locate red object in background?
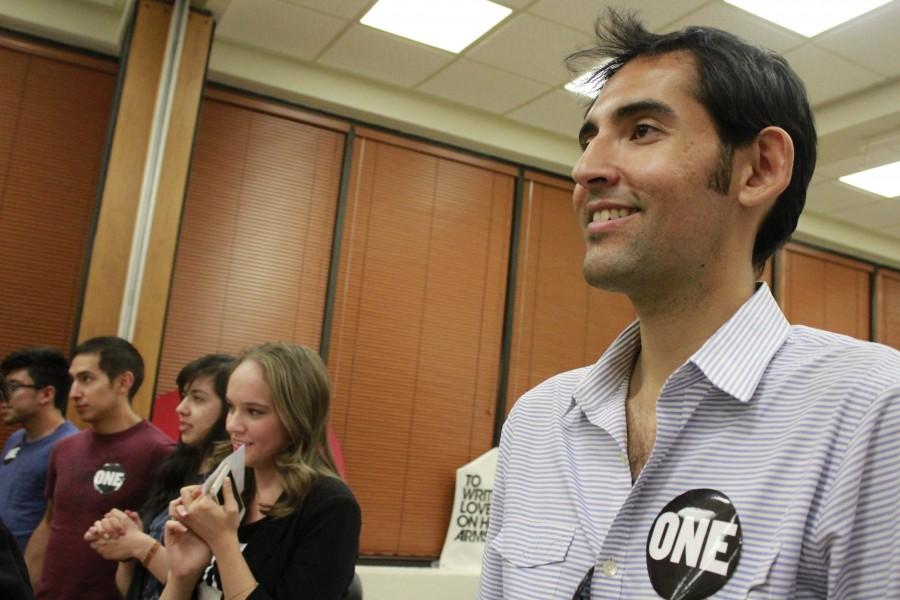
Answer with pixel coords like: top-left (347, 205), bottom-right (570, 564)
top-left (151, 389), bottom-right (181, 442)
top-left (150, 389), bottom-right (347, 477)
top-left (327, 427), bottom-right (346, 478)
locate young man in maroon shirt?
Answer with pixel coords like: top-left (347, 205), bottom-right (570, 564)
top-left (25, 336), bottom-right (173, 600)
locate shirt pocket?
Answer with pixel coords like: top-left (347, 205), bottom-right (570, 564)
top-left (493, 520), bottom-right (575, 596)
top-left (745, 543), bottom-right (782, 599)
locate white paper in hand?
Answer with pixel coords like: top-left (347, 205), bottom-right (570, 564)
top-left (201, 444), bottom-right (246, 518)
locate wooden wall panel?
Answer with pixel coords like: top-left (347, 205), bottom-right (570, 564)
top-left (876, 268), bottom-right (900, 349)
top-left (0, 47), bottom-right (27, 186)
top-left (506, 174), bottom-right (634, 413)
top-left (77, 0), bottom-right (170, 344)
top-left (131, 9), bottom-right (214, 417)
top-left (0, 40), bottom-right (116, 443)
top-left (780, 244), bottom-right (872, 340)
top-left (328, 134), bottom-right (513, 557)
top-left (156, 97), bottom-right (344, 395)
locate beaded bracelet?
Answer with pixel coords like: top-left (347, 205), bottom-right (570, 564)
top-left (141, 540), bottom-right (161, 568)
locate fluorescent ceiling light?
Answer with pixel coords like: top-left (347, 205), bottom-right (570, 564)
top-left (565, 62), bottom-right (611, 98)
top-left (839, 161), bottom-right (900, 198)
top-left (724, 0), bottom-right (892, 37)
top-left (565, 71), bottom-right (597, 98)
top-left (360, 0), bottom-right (512, 54)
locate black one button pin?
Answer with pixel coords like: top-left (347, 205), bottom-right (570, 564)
top-left (645, 489), bottom-right (742, 600)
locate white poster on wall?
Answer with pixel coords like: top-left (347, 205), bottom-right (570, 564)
top-left (439, 447), bottom-right (498, 571)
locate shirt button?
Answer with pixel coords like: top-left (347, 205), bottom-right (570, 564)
top-left (619, 452), bottom-right (629, 466)
top-left (601, 559), bottom-right (619, 577)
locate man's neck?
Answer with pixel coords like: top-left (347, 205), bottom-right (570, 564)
top-left (630, 272), bottom-right (757, 401)
top-left (92, 402), bottom-right (142, 435)
top-left (23, 410), bottom-right (66, 442)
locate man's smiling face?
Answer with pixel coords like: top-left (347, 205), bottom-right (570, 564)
top-left (572, 52), bottom-right (740, 298)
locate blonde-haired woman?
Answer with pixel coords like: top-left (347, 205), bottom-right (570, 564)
top-left (160, 343), bottom-right (360, 600)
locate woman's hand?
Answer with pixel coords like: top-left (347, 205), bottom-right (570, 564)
top-left (85, 510), bottom-right (123, 543)
top-left (162, 518), bottom-right (211, 579)
top-left (171, 480), bottom-right (241, 554)
top-left (85, 509), bottom-right (149, 561)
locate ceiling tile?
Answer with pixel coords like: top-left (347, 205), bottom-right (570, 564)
top-left (417, 59), bottom-right (549, 113)
top-left (318, 24), bottom-right (454, 87)
top-left (529, 0), bottom-right (708, 35)
top-left (494, 0), bottom-right (533, 9)
top-left (217, 0), bottom-right (346, 61)
top-left (465, 13), bottom-right (593, 85)
top-left (875, 222), bottom-right (900, 239)
top-left (805, 181), bottom-right (884, 215)
top-left (80, 0), bottom-right (122, 8)
top-left (784, 44), bottom-right (884, 107)
top-left (279, 0), bottom-right (372, 20)
top-left (827, 196), bottom-right (900, 229)
top-left (815, 1), bottom-right (900, 77)
top-left (665, 2), bottom-right (805, 52)
top-left (505, 88), bottom-right (587, 138)
top-left (813, 146), bottom-right (900, 181)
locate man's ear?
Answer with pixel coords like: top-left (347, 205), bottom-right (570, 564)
top-left (737, 126), bottom-right (794, 210)
top-left (38, 385), bottom-right (56, 408)
top-left (114, 371), bottom-right (135, 398)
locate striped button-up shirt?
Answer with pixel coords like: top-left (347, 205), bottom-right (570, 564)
top-left (478, 284), bottom-right (900, 599)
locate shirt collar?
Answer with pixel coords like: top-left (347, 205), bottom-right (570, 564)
top-left (689, 282), bottom-right (791, 402)
top-left (568, 319), bottom-right (642, 420)
top-left (569, 283), bottom-right (790, 416)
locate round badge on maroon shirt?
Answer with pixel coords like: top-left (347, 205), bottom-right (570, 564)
top-left (93, 462), bottom-right (126, 494)
top-left (646, 489), bottom-right (742, 600)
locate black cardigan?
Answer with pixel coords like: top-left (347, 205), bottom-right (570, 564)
top-left (200, 476), bottom-right (361, 600)
top-left (0, 519), bottom-right (32, 600)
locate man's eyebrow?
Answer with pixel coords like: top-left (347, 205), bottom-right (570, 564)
top-left (578, 121), bottom-right (597, 146)
top-left (612, 99), bottom-right (676, 122)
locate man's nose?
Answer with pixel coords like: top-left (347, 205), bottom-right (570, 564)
top-left (572, 137), bottom-right (620, 191)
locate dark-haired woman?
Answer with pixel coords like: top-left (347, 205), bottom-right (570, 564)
top-left (160, 342), bottom-right (360, 600)
top-left (85, 354), bottom-right (234, 600)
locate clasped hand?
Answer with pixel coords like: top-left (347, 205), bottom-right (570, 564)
top-left (84, 508), bottom-right (143, 561)
top-left (164, 477), bottom-right (241, 578)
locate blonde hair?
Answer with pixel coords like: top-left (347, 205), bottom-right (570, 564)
top-left (213, 342), bottom-right (339, 518)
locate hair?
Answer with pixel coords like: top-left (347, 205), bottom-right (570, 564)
top-left (139, 354), bottom-right (235, 526)
top-left (175, 353), bottom-right (234, 405)
top-left (211, 342), bottom-right (338, 519)
top-left (1, 347), bottom-right (71, 412)
top-left (566, 8), bottom-right (817, 274)
top-left (0, 378), bottom-right (7, 404)
top-left (73, 336), bottom-right (144, 400)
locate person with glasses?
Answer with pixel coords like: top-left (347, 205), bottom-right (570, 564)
top-left (0, 347), bottom-right (78, 553)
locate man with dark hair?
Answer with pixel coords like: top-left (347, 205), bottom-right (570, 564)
top-left (26, 336), bottom-right (173, 600)
top-left (0, 347), bottom-right (78, 552)
top-left (478, 10), bottom-right (899, 600)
